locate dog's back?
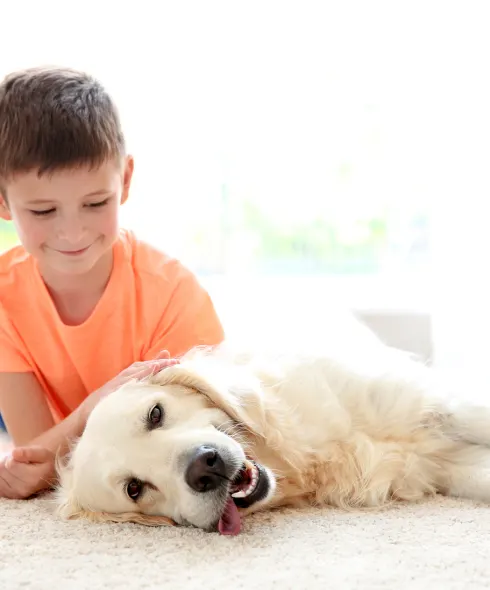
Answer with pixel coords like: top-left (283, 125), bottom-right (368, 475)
top-left (186, 339), bottom-right (490, 510)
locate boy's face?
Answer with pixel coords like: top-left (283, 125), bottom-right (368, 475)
top-left (0, 157), bottom-right (133, 277)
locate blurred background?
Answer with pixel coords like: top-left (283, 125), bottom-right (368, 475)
top-left (1, 0), bottom-right (489, 399)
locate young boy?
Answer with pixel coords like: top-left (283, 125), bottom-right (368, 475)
top-left (0, 66), bottom-right (225, 499)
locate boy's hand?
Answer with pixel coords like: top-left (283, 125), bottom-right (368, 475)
top-left (0, 446), bottom-right (55, 499)
top-left (80, 350), bottom-right (180, 420)
top-left (0, 351), bottom-right (181, 499)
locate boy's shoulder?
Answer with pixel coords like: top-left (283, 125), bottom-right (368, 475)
top-left (0, 245), bottom-right (33, 319)
top-left (0, 243), bottom-right (32, 285)
top-left (118, 229), bottom-right (196, 287)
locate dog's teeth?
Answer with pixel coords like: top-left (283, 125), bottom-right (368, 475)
top-left (231, 490), bottom-right (246, 498)
top-left (231, 462), bottom-right (260, 499)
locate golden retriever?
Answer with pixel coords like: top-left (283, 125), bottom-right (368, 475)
top-left (55, 336), bottom-right (490, 535)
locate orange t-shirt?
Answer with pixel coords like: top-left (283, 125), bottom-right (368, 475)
top-left (0, 229), bottom-right (224, 421)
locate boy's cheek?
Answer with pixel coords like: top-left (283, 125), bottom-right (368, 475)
top-left (8, 211), bottom-right (43, 243)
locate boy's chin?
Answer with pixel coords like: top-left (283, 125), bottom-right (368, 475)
top-left (40, 242), bottom-right (113, 277)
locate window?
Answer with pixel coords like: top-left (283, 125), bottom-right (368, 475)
top-left (1, 2), bottom-right (488, 368)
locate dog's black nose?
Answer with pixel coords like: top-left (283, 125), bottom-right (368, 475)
top-left (185, 446), bottom-right (227, 493)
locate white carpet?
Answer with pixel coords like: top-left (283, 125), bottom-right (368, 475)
top-left (0, 495), bottom-right (489, 590)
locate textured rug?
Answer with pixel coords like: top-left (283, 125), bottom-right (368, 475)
top-left (0, 493), bottom-right (489, 590)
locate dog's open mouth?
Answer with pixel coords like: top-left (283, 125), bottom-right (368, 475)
top-left (230, 460), bottom-right (259, 503)
top-left (217, 459), bottom-right (269, 536)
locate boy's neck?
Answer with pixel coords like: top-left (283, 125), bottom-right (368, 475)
top-left (39, 248), bottom-right (114, 295)
top-left (37, 249), bottom-right (114, 325)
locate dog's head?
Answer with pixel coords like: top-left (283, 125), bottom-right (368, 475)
top-left (55, 357), bottom-right (276, 535)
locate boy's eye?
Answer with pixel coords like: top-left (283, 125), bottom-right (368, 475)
top-left (87, 198), bottom-right (110, 208)
top-left (29, 199), bottom-right (109, 217)
top-left (30, 208), bottom-right (55, 217)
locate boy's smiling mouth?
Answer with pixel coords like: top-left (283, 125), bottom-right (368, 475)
top-left (56, 246), bottom-right (92, 256)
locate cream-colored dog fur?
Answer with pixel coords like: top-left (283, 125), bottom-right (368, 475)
top-left (55, 327), bottom-right (490, 533)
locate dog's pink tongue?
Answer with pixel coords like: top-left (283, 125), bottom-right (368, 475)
top-left (218, 497), bottom-right (241, 536)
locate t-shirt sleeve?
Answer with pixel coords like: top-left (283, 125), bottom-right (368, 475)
top-left (143, 269), bottom-right (225, 361)
top-left (0, 305), bottom-right (32, 372)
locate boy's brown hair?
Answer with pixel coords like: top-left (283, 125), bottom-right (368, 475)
top-left (0, 66), bottom-right (125, 193)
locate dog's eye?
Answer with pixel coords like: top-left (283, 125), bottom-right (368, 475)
top-left (126, 478), bottom-right (144, 501)
top-left (148, 403), bottom-right (164, 428)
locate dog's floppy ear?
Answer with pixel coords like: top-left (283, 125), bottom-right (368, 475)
top-left (88, 511), bottom-right (175, 527)
top-left (151, 357), bottom-right (310, 470)
top-left (56, 489), bottom-right (175, 527)
top-left (63, 505), bottom-right (175, 527)
top-left (150, 360), bottom-right (270, 438)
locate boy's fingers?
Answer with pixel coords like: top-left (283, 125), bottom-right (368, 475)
top-left (155, 358), bottom-right (179, 368)
top-left (0, 471), bottom-right (18, 499)
top-left (0, 458), bottom-right (29, 498)
top-left (1, 461), bottom-right (47, 498)
top-left (149, 359), bottom-right (180, 375)
top-left (130, 365), bottom-right (156, 380)
top-left (11, 446), bottom-right (53, 464)
top-left (155, 350), bottom-right (170, 360)
top-left (10, 448), bottom-right (30, 463)
top-left (132, 358), bottom-right (180, 379)
top-left (1, 459), bottom-right (34, 494)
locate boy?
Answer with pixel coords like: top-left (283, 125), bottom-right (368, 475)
top-left (0, 66), bottom-right (225, 499)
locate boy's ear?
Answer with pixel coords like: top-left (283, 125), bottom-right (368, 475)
top-left (0, 194), bottom-right (11, 221)
top-left (120, 155), bottom-right (134, 205)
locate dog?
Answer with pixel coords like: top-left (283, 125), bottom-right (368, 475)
top-left (55, 329), bottom-right (490, 535)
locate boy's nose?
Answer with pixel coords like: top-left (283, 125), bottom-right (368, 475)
top-left (57, 216), bottom-right (87, 244)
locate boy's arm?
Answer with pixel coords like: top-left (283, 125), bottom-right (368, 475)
top-left (0, 372), bottom-right (78, 499)
top-left (0, 372), bottom-right (57, 446)
top-left (143, 272), bottom-right (225, 361)
top-left (26, 403), bottom-right (85, 456)
top-left (0, 355), bottom-right (179, 499)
